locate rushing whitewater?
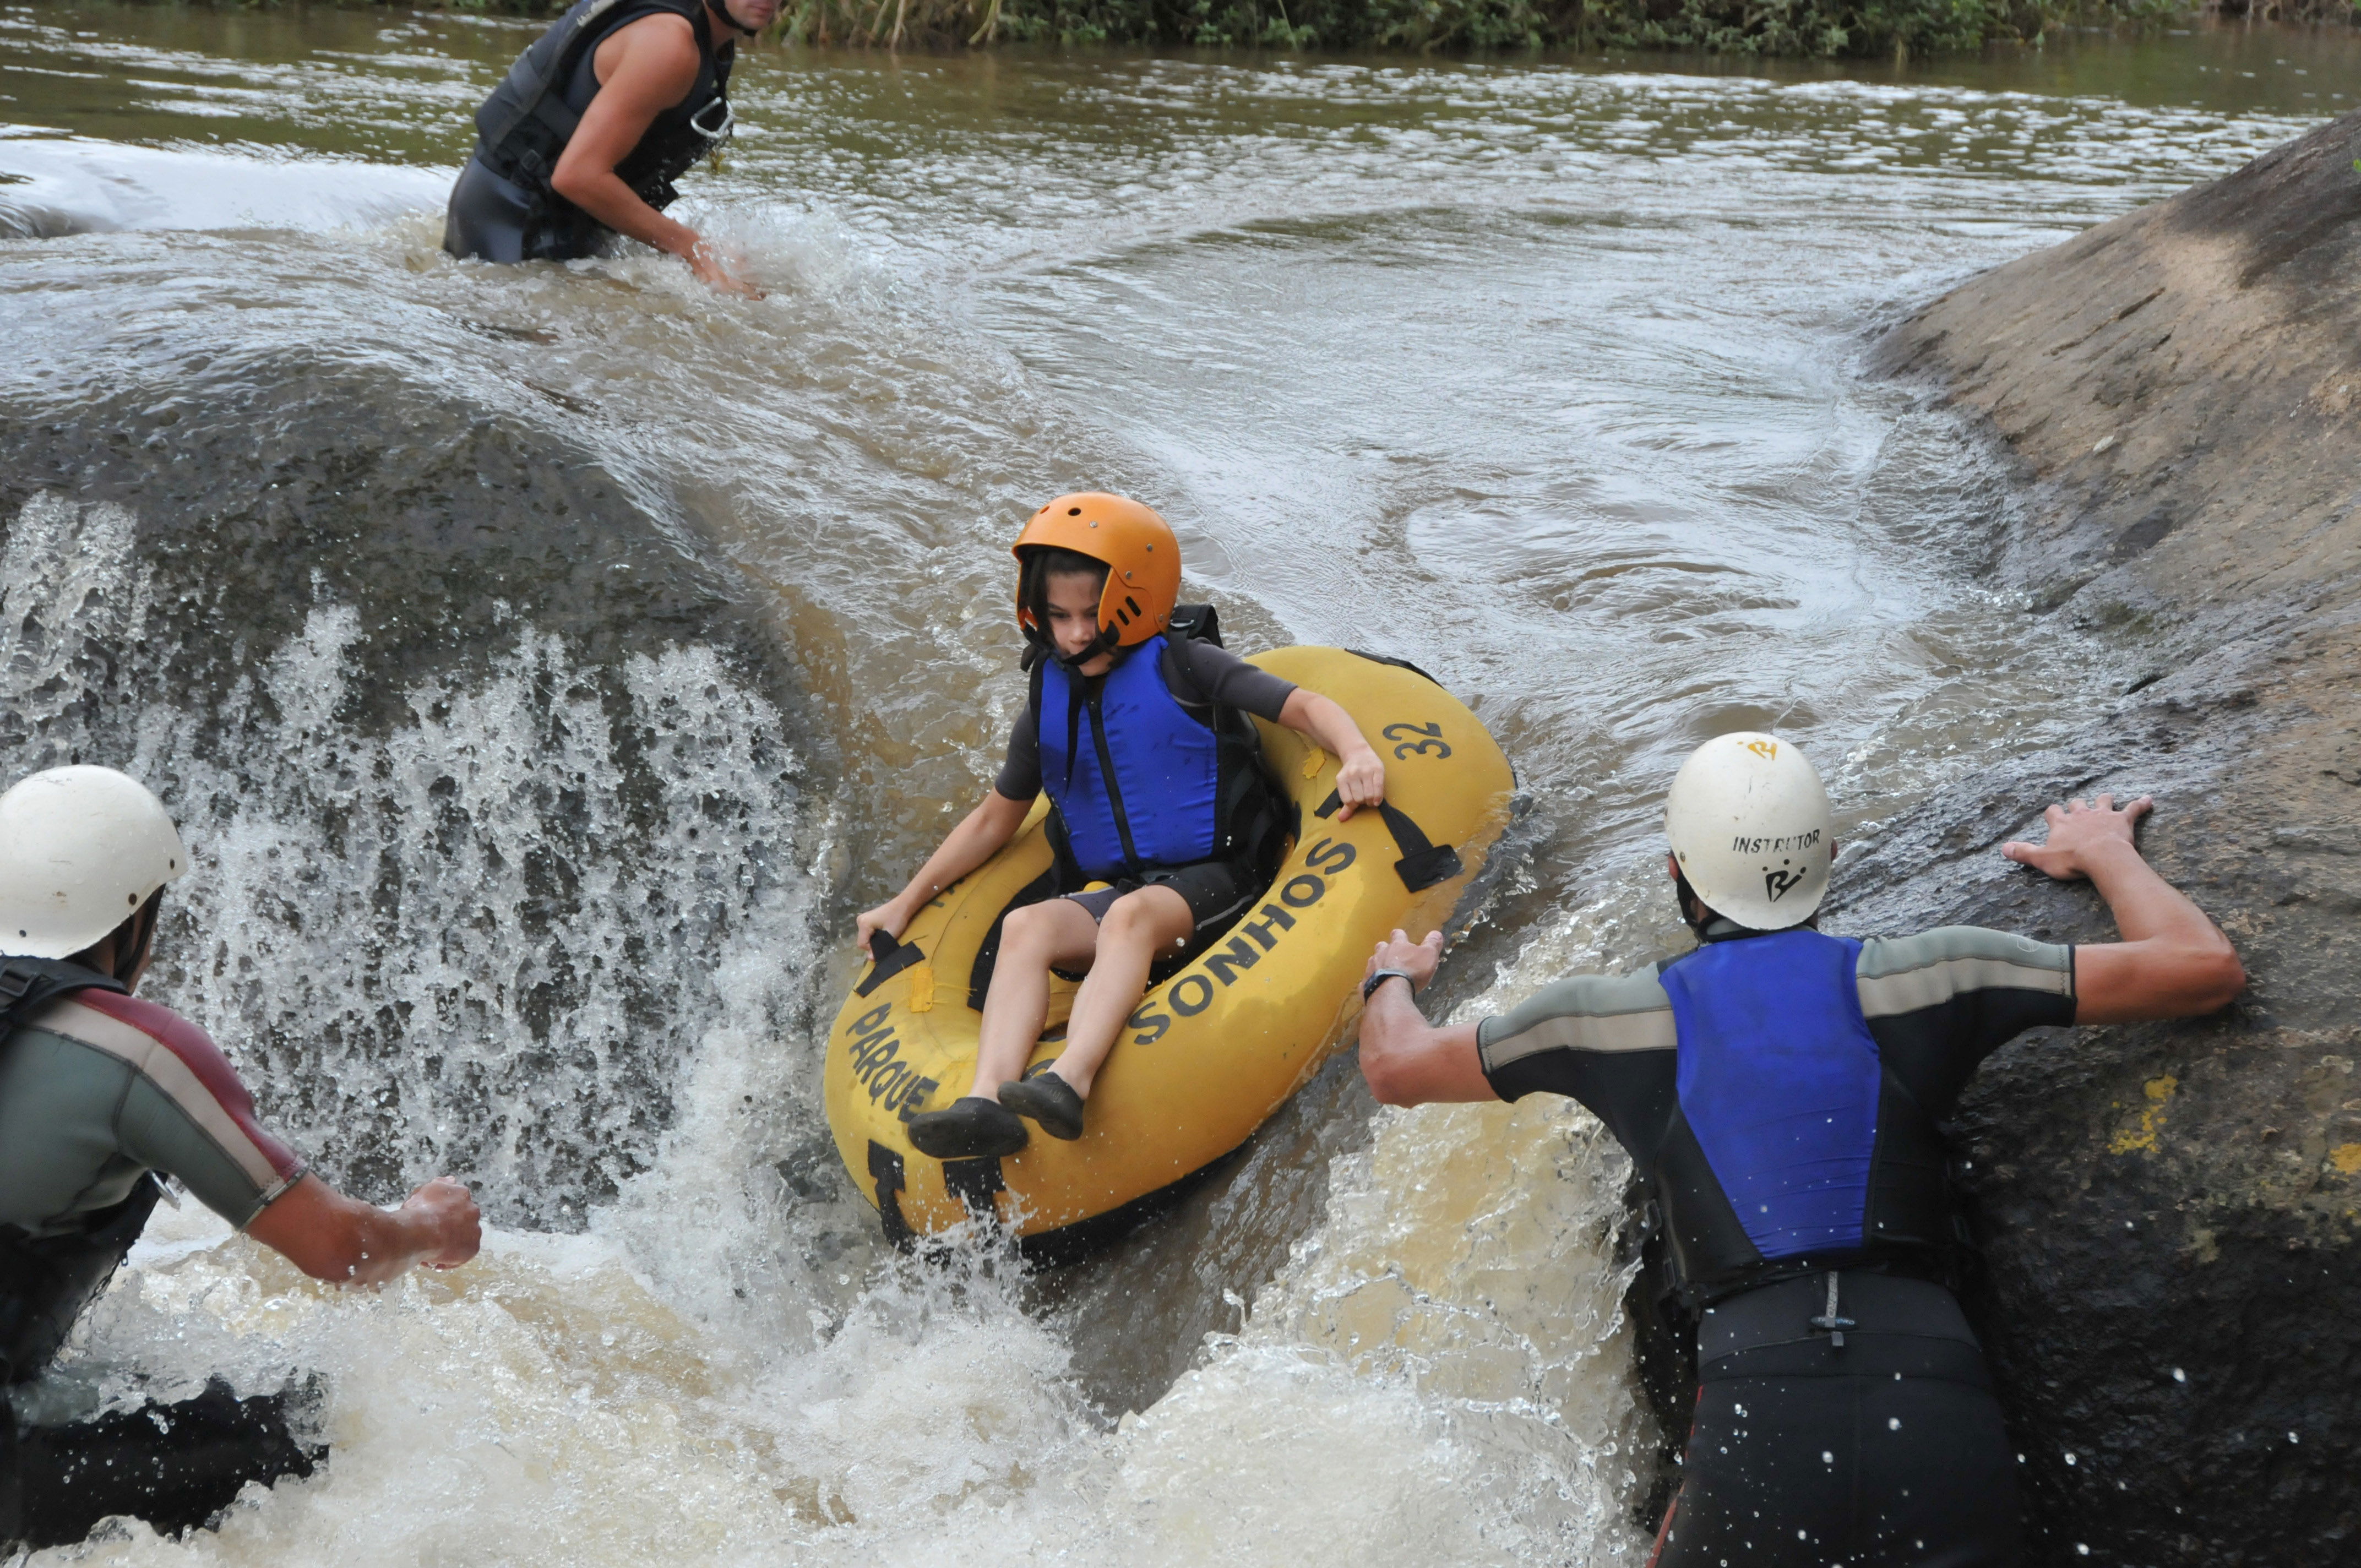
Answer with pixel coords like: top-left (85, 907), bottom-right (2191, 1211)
top-left (0, 7), bottom-right (2335, 1562)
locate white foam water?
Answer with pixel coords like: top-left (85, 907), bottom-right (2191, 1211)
top-left (0, 131), bottom-right (450, 239)
top-left (47, 985), bottom-right (1661, 1568)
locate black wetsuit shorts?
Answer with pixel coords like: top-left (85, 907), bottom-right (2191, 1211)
top-left (3, 1380), bottom-right (321, 1550)
top-left (1060, 857), bottom-right (1260, 977)
top-left (443, 155), bottom-right (605, 264)
top-left (1651, 1271), bottom-right (2021, 1568)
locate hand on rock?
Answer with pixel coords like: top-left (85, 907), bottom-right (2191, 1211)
top-left (2003, 793), bottom-right (2152, 881)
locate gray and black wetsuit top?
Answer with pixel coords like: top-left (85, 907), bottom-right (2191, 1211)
top-left (1479, 923), bottom-right (2076, 1305)
top-left (445, 0), bottom-right (735, 263)
top-left (0, 989), bottom-right (306, 1382)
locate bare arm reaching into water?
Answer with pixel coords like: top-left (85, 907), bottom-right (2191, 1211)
top-left (246, 1174), bottom-right (482, 1287)
top-left (548, 10), bottom-right (761, 296)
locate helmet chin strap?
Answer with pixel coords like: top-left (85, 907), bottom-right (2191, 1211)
top-left (1672, 868), bottom-right (1814, 942)
top-left (1019, 607), bottom-right (1120, 673)
top-left (118, 897), bottom-right (160, 986)
top-left (1672, 866), bottom-right (1716, 941)
top-left (1054, 626), bottom-right (1119, 671)
top-left (704, 0), bottom-right (759, 36)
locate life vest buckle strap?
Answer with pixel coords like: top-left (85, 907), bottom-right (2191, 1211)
top-left (688, 97), bottom-right (733, 143)
top-left (1807, 1270), bottom-right (1858, 1348)
top-left (0, 956), bottom-right (123, 1021)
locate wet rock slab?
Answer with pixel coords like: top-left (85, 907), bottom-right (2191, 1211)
top-left (0, 362), bottom-right (822, 1230)
top-left (1842, 109), bottom-right (2361, 1566)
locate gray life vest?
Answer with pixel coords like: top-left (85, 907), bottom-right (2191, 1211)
top-left (0, 959), bottom-right (147, 1387)
top-left (470, 0), bottom-right (735, 221)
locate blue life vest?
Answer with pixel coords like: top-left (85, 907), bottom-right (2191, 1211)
top-left (1036, 636), bottom-right (1227, 881)
top-left (1659, 928), bottom-right (1883, 1264)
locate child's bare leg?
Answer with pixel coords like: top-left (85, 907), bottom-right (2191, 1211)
top-left (967, 897), bottom-right (1100, 1097)
top-left (1046, 885), bottom-right (1193, 1099)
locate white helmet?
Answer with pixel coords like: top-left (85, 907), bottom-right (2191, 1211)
top-left (1664, 732), bottom-right (1834, 931)
top-left (0, 766), bottom-right (189, 959)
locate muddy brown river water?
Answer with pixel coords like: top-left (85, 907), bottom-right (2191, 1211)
top-left (0, 6), bottom-right (2346, 1562)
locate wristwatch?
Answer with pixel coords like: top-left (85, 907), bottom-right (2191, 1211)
top-left (1362, 968), bottom-right (1418, 1003)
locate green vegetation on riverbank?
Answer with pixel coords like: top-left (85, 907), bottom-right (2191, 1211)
top-left (784, 0), bottom-right (2352, 57)
top-left (237, 0), bottom-right (2361, 57)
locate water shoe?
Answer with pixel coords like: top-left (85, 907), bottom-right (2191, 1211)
top-left (907, 1096), bottom-right (1028, 1159)
top-left (997, 1070), bottom-right (1085, 1141)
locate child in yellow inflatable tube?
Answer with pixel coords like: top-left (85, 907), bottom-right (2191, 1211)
top-left (854, 494), bottom-right (1389, 1159)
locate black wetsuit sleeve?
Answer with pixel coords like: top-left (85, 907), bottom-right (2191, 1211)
top-left (1164, 639), bottom-right (1297, 721)
top-left (1475, 970), bottom-right (1682, 1163)
top-left (1856, 927), bottom-right (2078, 1117)
top-left (993, 705), bottom-right (1041, 801)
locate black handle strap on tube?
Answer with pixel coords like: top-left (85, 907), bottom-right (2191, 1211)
top-left (855, 929), bottom-right (926, 998)
top-left (866, 1141), bottom-right (914, 1248)
top-left (940, 1155), bottom-right (1008, 1219)
top-left (1314, 791), bottom-right (1465, 894)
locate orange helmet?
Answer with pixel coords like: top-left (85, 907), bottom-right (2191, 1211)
top-left (1011, 492), bottom-right (1180, 656)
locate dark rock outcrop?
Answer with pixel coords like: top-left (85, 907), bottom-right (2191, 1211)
top-left (0, 357), bottom-right (824, 1231)
top-left (1841, 110), bottom-right (2361, 1565)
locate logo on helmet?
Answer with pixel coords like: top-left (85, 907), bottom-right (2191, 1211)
top-left (1764, 862), bottom-right (1811, 902)
top-left (1744, 739), bottom-right (1778, 760)
top-left (1731, 828), bottom-right (1821, 855)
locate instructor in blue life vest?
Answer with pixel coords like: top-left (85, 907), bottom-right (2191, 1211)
top-left (444, 0), bottom-right (779, 293)
top-left (1354, 733), bottom-right (2244, 1568)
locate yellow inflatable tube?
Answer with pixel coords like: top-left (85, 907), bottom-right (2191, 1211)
top-left (823, 646), bottom-right (1514, 1254)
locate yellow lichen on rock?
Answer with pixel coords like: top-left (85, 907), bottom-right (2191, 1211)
top-left (2109, 1074), bottom-right (2179, 1156)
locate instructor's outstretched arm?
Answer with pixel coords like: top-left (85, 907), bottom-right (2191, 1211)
top-left (2002, 793), bottom-right (2245, 1023)
top-left (246, 1174), bottom-right (481, 1287)
top-left (1356, 929), bottom-right (1498, 1107)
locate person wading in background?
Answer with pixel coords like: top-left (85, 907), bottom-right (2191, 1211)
top-left (444, 0), bottom-right (779, 292)
top-left (0, 767), bottom-right (481, 1552)
top-left (1353, 733), bottom-right (2244, 1568)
